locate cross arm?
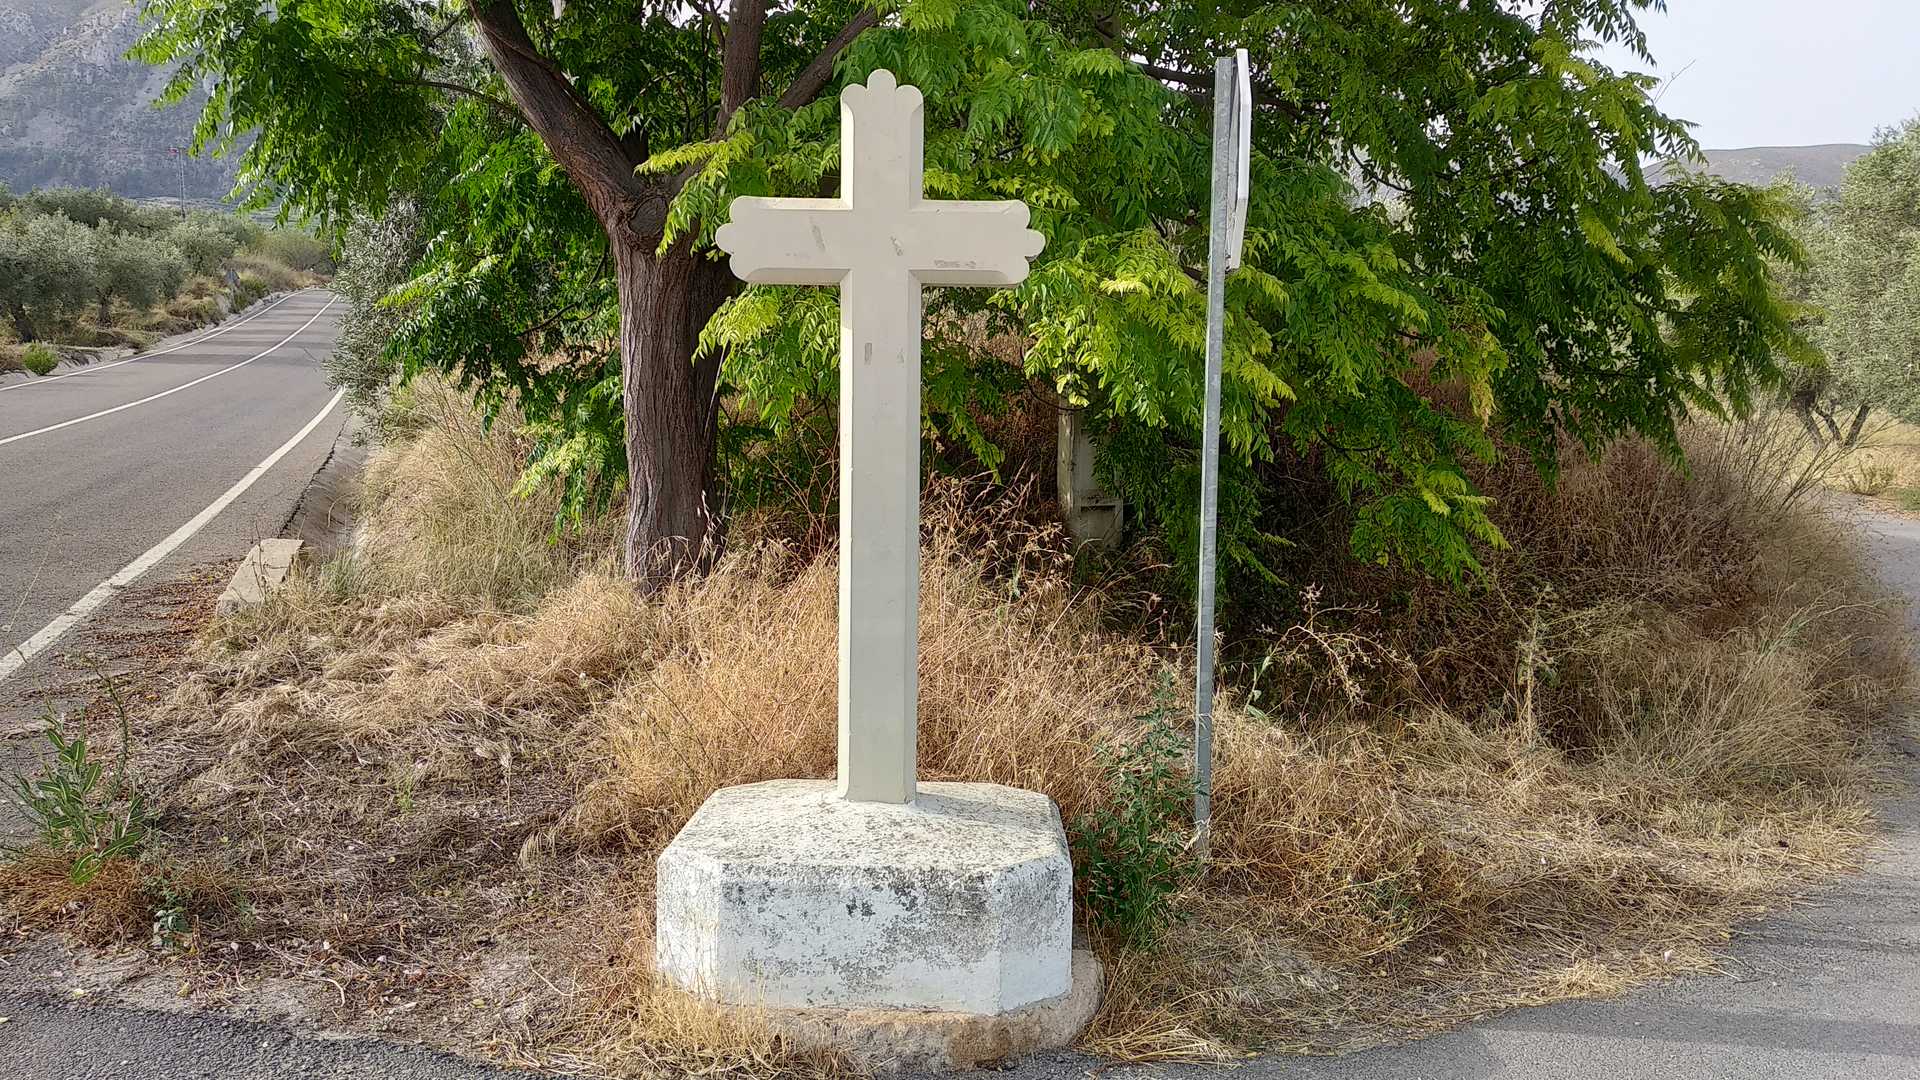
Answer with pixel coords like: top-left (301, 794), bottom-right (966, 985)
top-left (904, 200), bottom-right (1046, 287)
top-left (714, 197), bottom-right (856, 285)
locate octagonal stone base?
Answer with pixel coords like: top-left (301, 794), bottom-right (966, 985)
top-left (656, 779), bottom-right (1077, 1019)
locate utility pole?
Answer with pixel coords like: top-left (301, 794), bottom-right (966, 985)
top-left (168, 146), bottom-right (187, 216)
top-left (1194, 48), bottom-right (1251, 859)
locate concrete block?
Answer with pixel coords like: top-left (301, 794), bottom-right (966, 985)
top-left (215, 538), bottom-right (304, 617)
top-left (656, 779), bottom-right (1075, 1016)
top-left (1057, 409), bottom-right (1123, 550)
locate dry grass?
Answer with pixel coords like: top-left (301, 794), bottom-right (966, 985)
top-left (4, 390), bottom-right (1908, 1075)
top-left (1822, 415), bottom-right (1920, 506)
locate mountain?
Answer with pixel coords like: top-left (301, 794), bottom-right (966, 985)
top-left (0, 0), bottom-right (237, 201)
top-left (1687, 144), bottom-right (1870, 190)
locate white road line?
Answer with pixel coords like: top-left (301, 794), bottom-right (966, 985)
top-left (0, 389), bottom-right (346, 684)
top-left (0, 289), bottom-right (309, 394)
top-left (0, 297), bottom-right (336, 448)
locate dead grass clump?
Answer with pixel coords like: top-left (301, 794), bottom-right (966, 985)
top-left (350, 379), bottom-right (615, 606)
top-left (0, 854), bottom-right (151, 943)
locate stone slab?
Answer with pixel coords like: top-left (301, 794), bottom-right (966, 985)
top-left (656, 779), bottom-right (1074, 1016)
top-left (214, 538), bottom-right (304, 617)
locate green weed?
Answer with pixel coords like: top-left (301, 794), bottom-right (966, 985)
top-left (20, 342), bottom-right (58, 376)
top-left (8, 712), bottom-right (149, 885)
top-left (1071, 678), bottom-right (1197, 948)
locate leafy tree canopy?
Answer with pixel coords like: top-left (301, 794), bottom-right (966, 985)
top-left (1789, 117), bottom-right (1920, 440)
top-left (134, 0), bottom-right (1808, 586)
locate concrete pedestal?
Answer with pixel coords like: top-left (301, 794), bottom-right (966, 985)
top-left (656, 780), bottom-right (1097, 1068)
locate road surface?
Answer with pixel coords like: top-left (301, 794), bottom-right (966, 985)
top-left (0, 290), bottom-right (346, 689)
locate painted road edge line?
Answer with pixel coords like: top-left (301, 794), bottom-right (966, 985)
top-left (0, 289), bottom-right (307, 394)
top-left (0, 389), bottom-right (347, 685)
top-left (0, 297), bottom-right (336, 447)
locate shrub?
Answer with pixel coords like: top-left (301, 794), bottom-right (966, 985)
top-left (89, 227), bottom-right (188, 323)
top-left (0, 210), bottom-right (96, 339)
top-left (1845, 460), bottom-right (1899, 496)
top-left (231, 271), bottom-right (269, 310)
top-left (228, 253), bottom-right (303, 294)
top-left (20, 341), bottom-right (58, 376)
top-left (1071, 682), bottom-right (1198, 947)
top-left (167, 214), bottom-right (240, 276)
top-left (246, 227), bottom-right (331, 272)
top-left (326, 201), bottom-right (423, 427)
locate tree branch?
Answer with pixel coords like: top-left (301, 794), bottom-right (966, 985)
top-left (420, 11), bottom-right (471, 53)
top-left (1134, 58), bottom-right (1319, 124)
top-left (777, 8), bottom-right (881, 110)
top-left (1138, 61), bottom-right (1209, 89)
top-left (714, 0), bottom-right (768, 136)
top-left (466, 0), bottom-right (653, 232)
top-left (392, 77), bottom-right (523, 124)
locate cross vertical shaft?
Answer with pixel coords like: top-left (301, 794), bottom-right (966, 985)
top-left (837, 266), bottom-right (921, 802)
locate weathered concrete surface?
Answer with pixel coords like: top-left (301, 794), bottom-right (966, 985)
top-left (698, 948), bottom-right (1102, 1073)
top-left (656, 779), bottom-right (1074, 1015)
top-left (213, 538), bottom-right (304, 617)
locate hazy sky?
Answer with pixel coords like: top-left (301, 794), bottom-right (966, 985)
top-left (1589, 0), bottom-right (1920, 149)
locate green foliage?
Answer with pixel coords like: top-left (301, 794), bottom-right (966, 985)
top-left (246, 227), bottom-right (332, 272)
top-left (233, 271), bottom-right (269, 309)
top-left (0, 209), bottom-right (95, 341)
top-left (0, 185), bottom-right (287, 343)
top-left (90, 226), bottom-right (190, 319)
top-left (20, 342), bottom-right (59, 376)
top-left (1797, 118), bottom-right (1920, 425)
top-left (22, 184), bottom-right (173, 231)
top-left (166, 213), bottom-right (241, 276)
top-left (326, 201), bottom-right (424, 429)
top-left (676, 1), bottom-right (1807, 583)
top-left (1070, 679), bottom-right (1197, 947)
top-left (7, 713), bottom-right (149, 886)
top-left (132, 0), bottom-right (1808, 588)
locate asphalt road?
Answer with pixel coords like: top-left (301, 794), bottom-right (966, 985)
top-left (0, 290), bottom-right (347, 690)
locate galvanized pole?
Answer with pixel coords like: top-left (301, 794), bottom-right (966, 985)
top-left (1193, 54), bottom-right (1236, 857)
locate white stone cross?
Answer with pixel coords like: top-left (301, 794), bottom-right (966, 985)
top-left (715, 69), bottom-right (1045, 805)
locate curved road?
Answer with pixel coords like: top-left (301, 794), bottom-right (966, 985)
top-left (0, 290), bottom-right (346, 687)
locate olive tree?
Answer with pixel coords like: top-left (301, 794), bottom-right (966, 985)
top-left (1793, 118), bottom-right (1920, 444)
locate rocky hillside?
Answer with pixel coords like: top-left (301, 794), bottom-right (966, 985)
top-left (1697, 144), bottom-right (1870, 189)
top-left (0, 0), bottom-right (236, 201)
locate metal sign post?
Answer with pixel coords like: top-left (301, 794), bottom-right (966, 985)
top-left (1194, 48), bottom-right (1251, 858)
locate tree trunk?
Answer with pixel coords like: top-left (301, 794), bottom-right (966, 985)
top-left (613, 234), bottom-right (733, 588)
top-left (98, 295), bottom-right (112, 326)
top-left (468, 0), bottom-right (868, 588)
top-left (1843, 402), bottom-right (1872, 449)
top-left (8, 301), bottom-right (36, 343)
top-left (1788, 387), bottom-right (1826, 447)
